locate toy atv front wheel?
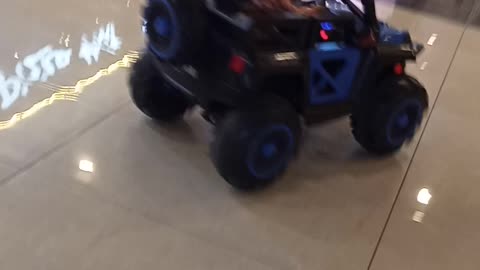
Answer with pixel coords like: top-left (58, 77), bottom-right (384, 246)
top-left (129, 53), bottom-right (193, 122)
top-left (351, 75), bottom-right (428, 155)
top-left (211, 97), bottom-right (301, 190)
top-left (144, 0), bottom-right (206, 64)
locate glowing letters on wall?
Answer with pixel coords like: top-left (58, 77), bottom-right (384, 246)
top-left (0, 23), bottom-right (121, 110)
top-left (0, 46), bottom-right (72, 110)
top-left (79, 23), bottom-right (122, 65)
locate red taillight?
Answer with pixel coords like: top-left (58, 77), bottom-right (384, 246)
top-left (320, 30), bottom-right (329, 41)
top-left (394, 63), bottom-right (404, 75)
top-left (229, 55), bottom-right (246, 74)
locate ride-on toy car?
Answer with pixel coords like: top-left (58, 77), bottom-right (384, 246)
top-left (129, 0), bottom-right (428, 189)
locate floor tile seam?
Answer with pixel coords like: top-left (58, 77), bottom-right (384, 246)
top-left (366, 4), bottom-right (480, 268)
top-left (0, 161), bottom-right (17, 174)
top-left (0, 102), bottom-right (287, 268)
top-left (0, 101), bottom-right (130, 187)
top-left (75, 184), bottom-right (290, 270)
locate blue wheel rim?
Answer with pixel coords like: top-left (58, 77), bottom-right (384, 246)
top-left (386, 99), bottom-right (422, 146)
top-left (153, 17), bottom-right (171, 37)
top-left (246, 125), bottom-right (294, 180)
top-left (146, 0), bottom-right (181, 60)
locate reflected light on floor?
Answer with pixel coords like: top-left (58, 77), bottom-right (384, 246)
top-left (79, 159), bottom-right (94, 173)
top-left (0, 51), bottom-right (140, 131)
top-left (417, 188), bottom-right (432, 205)
top-left (427, 33), bottom-right (438, 46)
top-left (412, 210), bottom-right (425, 223)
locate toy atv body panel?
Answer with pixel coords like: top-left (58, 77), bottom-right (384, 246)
top-left (130, 0), bottom-right (428, 189)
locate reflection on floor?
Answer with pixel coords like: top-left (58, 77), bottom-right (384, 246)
top-left (0, 52), bottom-right (138, 131)
top-left (1, 0), bottom-right (480, 269)
top-left (0, 22), bottom-right (123, 113)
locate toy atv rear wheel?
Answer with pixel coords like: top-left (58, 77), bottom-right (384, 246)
top-left (211, 97), bottom-right (301, 190)
top-left (129, 53), bottom-right (192, 122)
top-left (144, 0), bottom-right (206, 64)
top-left (351, 75), bottom-right (428, 155)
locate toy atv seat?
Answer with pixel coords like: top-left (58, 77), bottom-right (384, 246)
top-left (131, 0), bottom-right (428, 190)
top-left (144, 0), bottom-right (355, 63)
top-left (142, 0), bottom-right (423, 71)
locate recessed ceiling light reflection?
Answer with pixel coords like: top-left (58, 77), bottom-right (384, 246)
top-left (427, 33), bottom-right (438, 46)
top-left (79, 160), bottom-right (94, 173)
top-left (417, 188), bottom-right (432, 205)
top-left (420, 62), bottom-right (428, 70)
top-left (412, 210), bottom-right (425, 223)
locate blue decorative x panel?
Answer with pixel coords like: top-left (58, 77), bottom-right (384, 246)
top-left (309, 47), bottom-right (361, 105)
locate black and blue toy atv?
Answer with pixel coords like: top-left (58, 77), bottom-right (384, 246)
top-left (129, 0), bottom-right (428, 189)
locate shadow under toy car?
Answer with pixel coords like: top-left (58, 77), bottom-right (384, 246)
top-left (129, 0), bottom-right (428, 189)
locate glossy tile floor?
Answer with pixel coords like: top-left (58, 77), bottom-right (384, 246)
top-left (0, 0), bottom-right (479, 269)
